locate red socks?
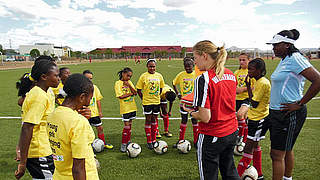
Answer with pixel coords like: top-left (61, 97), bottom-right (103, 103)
top-left (151, 122), bottom-right (157, 142)
top-left (163, 115), bottom-right (169, 132)
top-left (238, 119), bottom-right (246, 137)
top-left (179, 123), bottom-right (187, 140)
top-left (253, 146), bottom-right (263, 176)
top-left (145, 123), bottom-right (152, 143)
top-left (192, 123), bottom-right (199, 144)
top-left (98, 133), bottom-right (106, 144)
top-left (122, 126), bottom-right (131, 144)
top-left (243, 125), bottom-right (248, 143)
top-left (237, 153), bottom-right (253, 177)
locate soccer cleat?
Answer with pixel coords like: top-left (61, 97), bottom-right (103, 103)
top-left (172, 141), bottom-right (179, 148)
top-left (156, 132), bottom-right (162, 139)
top-left (257, 175), bottom-right (264, 180)
top-left (104, 143), bottom-right (114, 149)
top-left (163, 131), bottom-right (173, 137)
top-left (147, 143), bottom-right (154, 150)
top-left (120, 143), bottom-right (127, 153)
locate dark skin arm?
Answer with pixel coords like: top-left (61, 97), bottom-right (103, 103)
top-left (168, 101), bottom-right (173, 116)
top-left (15, 122), bottom-right (35, 179)
top-left (77, 106), bottom-right (91, 119)
top-left (72, 158), bottom-right (86, 180)
top-left (17, 97), bottom-right (25, 107)
top-left (281, 66), bottom-right (320, 113)
top-left (172, 84), bottom-right (182, 99)
top-left (137, 89), bottom-right (143, 100)
top-left (123, 81), bottom-right (137, 95)
top-left (245, 75), bottom-right (259, 108)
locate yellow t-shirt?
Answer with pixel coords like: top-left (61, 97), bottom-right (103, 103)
top-left (160, 84), bottom-right (174, 100)
top-left (51, 82), bottom-right (66, 105)
top-left (114, 80), bottom-right (137, 115)
top-left (47, 87), bottom-right (56, 112)
top-left (47, 106), bottom-right (99, 180)
top-left (247, 77), bottom-right (271, 121)
top-left (89, 85), bottom-right (103, 117)
top-left (136, 72), bottom-right (165, 105)
top-left (234, 68), bottom-right (256, 100)
top-left (21, 86), bottom-right (52, 158)
top-left (172, 71), bottom-right (196, 97)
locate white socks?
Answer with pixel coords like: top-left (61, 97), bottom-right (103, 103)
top-left (283, 176), bottom-right (292, 180)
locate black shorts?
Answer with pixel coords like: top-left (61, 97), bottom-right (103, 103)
top-left (160, 99), bottom-right (167, 104)
top-left (122, 111), bottom-right (136, 121)
top-left (247, 116), bottom-right (270, 141)
top-left (143, 104), bottom-right (160, 115)
top-left (26, 155), bottom-right (55, 179)
top-left (179, 106), bottom-right (188, 115)
top-left (269, 106), bottom-right (307, 151)
top-left (88, 116), bottom-right (102, 127)
top-left (236, 99), bottom-right (250, 111)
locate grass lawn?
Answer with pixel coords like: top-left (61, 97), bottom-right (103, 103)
top-left (0, 58), bottom-right (319, 179)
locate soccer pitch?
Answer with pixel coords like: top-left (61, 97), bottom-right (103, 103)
top-left (0, 59), bottom-right (319, 179)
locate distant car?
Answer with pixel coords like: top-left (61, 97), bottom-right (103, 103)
top-left (5, 57), bottom-right (15, 61)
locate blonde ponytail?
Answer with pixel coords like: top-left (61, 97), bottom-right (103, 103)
top-left (193, 40), bottom-right (227, 79)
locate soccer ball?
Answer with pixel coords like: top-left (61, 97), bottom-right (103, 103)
top-left (153, 140), bottom-right (168, 155)
top-left (241, 165), bottom-right (258, 180)
top-left (95, 158), bottom-right (100, 169)
top-left (92, 139), bottom-right (105, 153)
top-left (126, 143), bottom-right (141, 158)
top-left (177, 140), bottom-right (191, 154)
top-left (234, 141), bottom-right (245, 156)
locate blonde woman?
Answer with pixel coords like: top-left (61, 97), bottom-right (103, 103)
top-left (184, 40), bottom-right (240, 180)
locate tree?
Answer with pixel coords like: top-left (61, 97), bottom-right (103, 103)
top-left (30, 49), bottom-right (40, 59)
top-left (0, 44), bottom-right (3, 54)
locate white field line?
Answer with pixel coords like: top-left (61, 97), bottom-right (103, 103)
top-left (1, 116), bottom-right (320, 120)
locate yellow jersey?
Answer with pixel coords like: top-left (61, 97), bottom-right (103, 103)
top-left (51, 82), bottom-right (66, 105)
top-left (136, 72), bottom-right (165, 105)
top-left (21, 86), bottom-right (52, 158)
top-left (247, 77), bottom-right (271, 121)
top-left (234, 68), bottom-right (256, 100)
top-left (47, 106), bottom-right (99, 180)
top-left (47, 87), bottom-right (56, 112)
top-left (114, 80), bottom-right (137, 115)
top-left (172, 71), bottom-right (196, 97)
top-left (89, 85), bottom-right (103, 117)
top-left (160, 84), bottom-right (174, 100)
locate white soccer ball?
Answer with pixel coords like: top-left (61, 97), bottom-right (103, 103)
top-left (177, 140), bottom-right (191, 154)
top-left (241, 165), bottom-right (258, 180)
top-left (153, 140), bottom-right (168, 155)
top-left (92, 139), bottom-right (105, 153)
top-left (126, 143), bottom-right (141, 158)
top-left (234, 141), bottom-right (245, 156)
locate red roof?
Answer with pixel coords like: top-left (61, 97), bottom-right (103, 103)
top-left (93, 46), bottom-right (182, 53)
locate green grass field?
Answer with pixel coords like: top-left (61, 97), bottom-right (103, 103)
top-left (0, 59), bottom-right (319, 179)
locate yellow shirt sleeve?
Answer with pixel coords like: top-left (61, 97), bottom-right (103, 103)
top-left (160, 74), bottom-right (165, 89)
top-left (94, 85), bottom-right (103, 101)
top-left (129, 80), bottom-right (136, 91)
top-left (23, 98), bottom-right (47, 125)
top-left (70, 118), bottom-right (90, 159)
top-left (252, 80), bottom-right (267, 102)
top-left (114, 81), bottom-right (123, 98)
top-left (136, 74), bottom-right (144, 90)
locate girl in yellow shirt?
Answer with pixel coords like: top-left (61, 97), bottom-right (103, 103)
top-left (15, 59), bottom-right (60, 179)
top-left (114, 67), bottom-right (137, 152)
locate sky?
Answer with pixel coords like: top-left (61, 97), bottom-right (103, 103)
top-left (0, 0), bottom-right (319, 52)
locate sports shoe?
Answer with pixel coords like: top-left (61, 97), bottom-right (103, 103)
top-left (257, 175), bottom-right (264, 180)
top-left (156, 132), bottom-right (162, 139)
top-left (120, 143), bottom-right (127, 153)
top-left (172, 141), bottom-right (179, 148)
top-left (163, 131), bottom-right (173, 137)
top-left (104, 143), bottom-right (114, 149)
top-left (147, 143), bottom-right (154, 150)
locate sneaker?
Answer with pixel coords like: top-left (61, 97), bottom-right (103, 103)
top-left (104, 143), bottom-right (114, 149)
top-left (163, 131), bottom-right (173, 137)
top-left (172, 141), bottom-right (179, 148)
top-left (156, 132), bottom-right (162, 139)
top-left (147, 143), bottom-right (154, 150)
top-left (120, 143), bottom-right (127, 153)
top-left (257, 175), bottom-right (264, 180)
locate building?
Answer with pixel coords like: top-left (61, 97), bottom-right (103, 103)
top-left (19, 43), bottom-right (71, 57)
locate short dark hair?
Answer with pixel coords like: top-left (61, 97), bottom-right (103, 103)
top-left (165, 91), bottom-right (176, 102)
top-left (63, 74), bottom-right (93, 98)
top-left (183, 57), bottom-right (194, 66)
top-left (35, 55), bottom-right (54, 63)
top-left (249, 58), bottom-right (266, 77)
top-left (83, 70), bottom-right (93, 75)
top-left (59, 67), bottom-right (70, 76)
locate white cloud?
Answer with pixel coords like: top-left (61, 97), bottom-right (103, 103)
top-left (265, 0), bottom-right (300, 5)
top-left (147, 12), bottom-right (156, 20)
top-left (312, 24), bottom-right (320, 28)
top-left (293, 12), bottom-right (306, 15)
top-left (155, 22), bottom-right (166, 26)
top-left (273, 12), bottom-right (290, 16)
top-left (163, 0), bottom-right (195, 8)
